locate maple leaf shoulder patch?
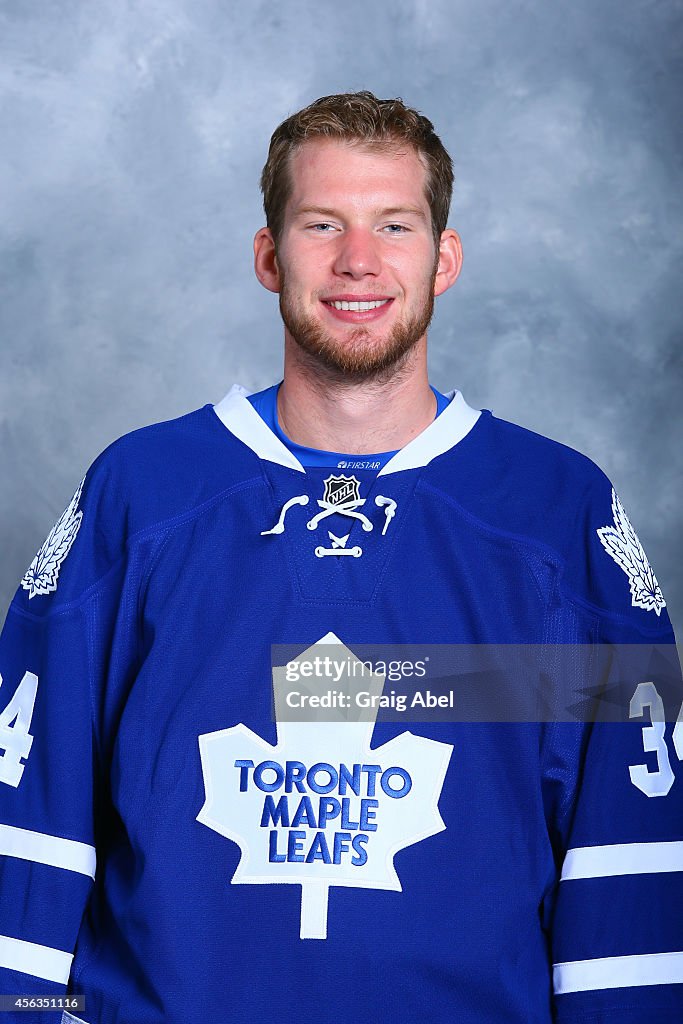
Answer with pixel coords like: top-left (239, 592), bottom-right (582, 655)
top-left (596, 488), bottom-right (666, 616)
top-left (21, 477), bottom-right (86, 600)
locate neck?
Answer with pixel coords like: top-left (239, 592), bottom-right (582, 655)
top-left (277, 336), bottom-right (436, 454)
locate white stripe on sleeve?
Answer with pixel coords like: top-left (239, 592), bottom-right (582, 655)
top-left (561, 840), bottom-right (683, 880)
top-left (0, 933), bottom-right (73, 984)
top-left (0, 823), bottom-right (96, 878)
top-left (554, 950), bottom-right (683, 993)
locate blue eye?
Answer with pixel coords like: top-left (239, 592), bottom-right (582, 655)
top-left (384, 224), bottom-right (408, 233)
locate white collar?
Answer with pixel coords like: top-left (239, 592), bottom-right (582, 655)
top-left (213, 384), bottom-right (480, 477)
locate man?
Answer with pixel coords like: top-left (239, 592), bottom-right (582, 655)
top-left (0, 92), bottom-right (680, 1023)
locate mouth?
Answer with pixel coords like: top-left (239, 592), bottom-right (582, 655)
top-left (321, 296), bottom-right (394, 322)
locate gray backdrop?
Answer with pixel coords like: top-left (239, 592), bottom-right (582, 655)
top-left (1, 0), bottom-right (681, 635)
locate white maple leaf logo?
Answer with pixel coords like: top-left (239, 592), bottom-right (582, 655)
top-left (197, 633), bottom-right (453, 939)
top-left (597, 489), bottom-right (666, 616)
top-left (21, 478), bottom-right (85, 600)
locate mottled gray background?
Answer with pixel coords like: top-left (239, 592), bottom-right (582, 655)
top-left (1, 0), bottom-right (681, 635)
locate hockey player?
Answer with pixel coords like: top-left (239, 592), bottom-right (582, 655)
top-left (0, 91), bottom-right (681, 1023)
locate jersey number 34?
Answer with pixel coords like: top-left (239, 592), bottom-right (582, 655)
top-left (0, 671), bottom-right (39, 788)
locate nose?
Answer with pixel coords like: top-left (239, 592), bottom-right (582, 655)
top-left (332, 226), bottom-right (381, 279)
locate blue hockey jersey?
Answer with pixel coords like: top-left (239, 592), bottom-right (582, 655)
top-left (0, 384), bottom-right (681, 1023)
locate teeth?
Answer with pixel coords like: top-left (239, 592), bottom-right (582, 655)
top-left (329, 299), bottom-right (389, 311)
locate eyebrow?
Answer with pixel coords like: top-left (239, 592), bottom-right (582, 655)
top-left (293, 204), bottom-right (428, 222)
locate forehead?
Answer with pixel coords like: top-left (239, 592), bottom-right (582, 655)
top-left (286, 138), bottom-right (429, 214)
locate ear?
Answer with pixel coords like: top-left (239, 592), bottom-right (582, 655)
top-left (253, 227), bottom-right (281, 293)
top-left (433, 228), bottom-right (463, 297)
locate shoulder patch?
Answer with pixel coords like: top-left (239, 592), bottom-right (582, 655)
top-left (21, 478), bottom-right (85, 600)
top-left (596, 488), bottom-right (666, 616)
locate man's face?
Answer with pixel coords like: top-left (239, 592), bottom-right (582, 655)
top-left (273, 139), bottom-right (441, 380)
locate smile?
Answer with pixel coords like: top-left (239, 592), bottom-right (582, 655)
top-left (324, 299), bottom-right (391, 312)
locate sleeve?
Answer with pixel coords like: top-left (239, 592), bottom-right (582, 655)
top-left (0, 468), bottom-right (130, 1023)
top-left (545, 471), bottom-right (683, 1022)
top-left (0, 600), bottom-right (95, 1017)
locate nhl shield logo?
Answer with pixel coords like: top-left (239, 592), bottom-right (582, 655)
top-left (322, 474), bottom-right (361, 506)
